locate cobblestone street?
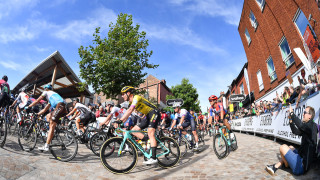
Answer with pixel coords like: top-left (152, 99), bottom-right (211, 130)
top-left (0, 132), bottom-right (319, 180)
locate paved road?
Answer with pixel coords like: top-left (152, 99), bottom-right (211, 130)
top-left (0, 132), bottom-right (319, 180)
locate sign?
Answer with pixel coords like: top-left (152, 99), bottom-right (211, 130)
top-left (229, 94), bottom-right (245, 102)
top-left (294, 48), bottom-right (313, 74)
top-left (166, 99), bottom-right (184, 107)
top-left (285, 70), bottom-right (293, 85)
top-left (231, 92), bottom-right (320, 145)
top-left (244, 68), bottom-right (250, 99)
top-left (303, 25), bottom-right (320, 63)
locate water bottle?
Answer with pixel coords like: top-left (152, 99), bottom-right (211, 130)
top-left (185, 134), bottom-right (192, 141)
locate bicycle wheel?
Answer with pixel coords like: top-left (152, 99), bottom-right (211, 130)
top-left (229, 132), bottom-right (238, 151)
top-left (90, 131), bottom-right (109, 156)
top-left (50, 130), bottom-right (78, 162)
top-left (100, 137), bottom-right (138, 174)
top-left (0, 117), bottom-right (7, 148)
top-left (196, 131), bottom-right (205, 148)
top-left (213, 133), bottom-right (228, 159)
top-left (18, 120), bottom-right (37, 152)
top-left (178, 136), bottom-right (188, 157)
top-left (157, 136), bottom-right (180, 168)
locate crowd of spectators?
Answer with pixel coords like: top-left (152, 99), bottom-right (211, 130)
top-left (230, 63), bottom-right (320, 120)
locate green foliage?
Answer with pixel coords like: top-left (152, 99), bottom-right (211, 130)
top-left (166, 78), bottom-right (200, 112)
top-left (78, 13), bottom-right (158, 99)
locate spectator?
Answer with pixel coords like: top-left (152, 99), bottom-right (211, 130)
top-left (296, 75), bottom-right (317, 106)
top-left (95, 106), bottom-right (106, 118)
top-left (288, 86), bottom-right (299, 104)
top-left (266, 105), bottom-right (318, 175)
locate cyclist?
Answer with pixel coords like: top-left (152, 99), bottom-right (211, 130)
top-left (160, 110), bottom-right (170, 129)
top-left (118, 86), bottom-right (161, 165)
top-left (10, 88), bottom-right (31, 123)
top-left (99, 100), bottom-right (126, 128)
top-left (0, 75), bottom-right (10, 114)
top-left (189, 108), bottom-right (197, 127)
top-left (28, 84), bottom-right (67, 151)
top-left (208, 95), bottom-right (232, 134)
top-left (173, 104), bottom-right (199, 150)
top-left (66, 98), bottom-right (96, 137)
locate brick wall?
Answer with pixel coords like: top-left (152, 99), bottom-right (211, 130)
top-left (238, 0), bottom-right (320, 100)
top-left (93, 75), bottom-right (172, 106)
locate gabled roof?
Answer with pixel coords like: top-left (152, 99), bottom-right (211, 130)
top-left (13, 51), bottom-right (92, 98)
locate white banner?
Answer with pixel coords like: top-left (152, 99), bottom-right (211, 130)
top-left (231, 92), bottom-right (320, 144)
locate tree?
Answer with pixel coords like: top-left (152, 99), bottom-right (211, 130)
top-left (166, 78), bottom-right (201, 112)
top-left (78, 13), bottom-right (158, 99)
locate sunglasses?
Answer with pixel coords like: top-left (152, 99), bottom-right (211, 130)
top-left (209, 100), bottom-right (216, 102)
top-left (303, 111), bottom-right (310, 115)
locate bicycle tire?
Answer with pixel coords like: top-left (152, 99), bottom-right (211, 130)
top-left (213, 133), bottom-right (228, 159)
top-left (196, 131), bottom-right (205, 148)
top-left (90, 131), bottom-right (109, 156)
top-left (230, 132), bottom-right (238, 151)
top-left (100, 137), bottom-right (138, 174)
top-left (18, 120), bottom-right (37, 152)
top-left (50, 130), bottom-right (78, 162)
top-left (178, 136), bottom-right (188, 157)
top-left (157, 136), bottom-right (180, 168)
top-left (0, 117), bottom-right (7, 148)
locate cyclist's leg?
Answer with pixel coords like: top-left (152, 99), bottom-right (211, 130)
top-left (47, 112), bottom-right (57, 144)
top-left (190, 119), bottom-right (198, 143)
top-left (223, 118), bottom-right (231, 131)
top-left (146, 110), bottom-right (161, 159)
top-left (132, 118), bottom-right (147, 140)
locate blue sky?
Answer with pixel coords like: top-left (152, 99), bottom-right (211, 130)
top-left (0, 0), bottom-right (246, 112)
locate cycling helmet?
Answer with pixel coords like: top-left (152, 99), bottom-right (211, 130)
top-left (121, 86), bottom-right (135, 93)
top-left (208, 95), bottom-right (218, 101)
top-left (2, 75), bottom-right (8, 82)
top-left (20, 87), bottom-right (26, 92)
top-left (120, 101), bottom-right (129, 109)
top-left (44, 84), bottom-right (53, 90)
top-left (172, 103), bottom-right (181, 108)
top-left (106, 100), bottom-right (114, 106)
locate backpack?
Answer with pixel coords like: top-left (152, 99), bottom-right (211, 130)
top-left (0, 82), bottom-right (9, 94)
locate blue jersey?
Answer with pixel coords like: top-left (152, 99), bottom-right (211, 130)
top-left (174, 109), bottom-right (194, 122)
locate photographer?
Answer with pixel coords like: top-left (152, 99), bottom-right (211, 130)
top-left (266, 104), bottom-right (318, 175)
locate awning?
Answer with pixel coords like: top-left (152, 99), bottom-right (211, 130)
top-left (13, 51), bottom-right (92, 99)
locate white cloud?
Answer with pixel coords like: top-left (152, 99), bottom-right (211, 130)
top-left (168, 0), bottom-right (243, 26)
top-left (52, 7), bottom-right (117, 43)
top-left (0, 0), bottom-right (39, 20)
top-left (33, 45), bottom-right (50, 52)
top-left (0, 60), bottom-right (21, 70)
top-left (0, 26), bottom-right (36, 43)
top-left (0, 19), bottom-right (55, 43)
top-left (144, 25), bottom-right (227, 54)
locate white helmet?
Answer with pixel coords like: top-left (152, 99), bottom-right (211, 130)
top-left (120, 101), bottom-right (129, 109)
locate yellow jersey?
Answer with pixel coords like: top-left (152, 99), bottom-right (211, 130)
top-left (131, 95), bottom-right (157, 115)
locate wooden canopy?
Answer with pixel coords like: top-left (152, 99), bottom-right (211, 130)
top-left (13, 51), bottom-right (92, 99)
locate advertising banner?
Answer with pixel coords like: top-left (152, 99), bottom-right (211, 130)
top-left (231, 92), bottom-right (320, 144)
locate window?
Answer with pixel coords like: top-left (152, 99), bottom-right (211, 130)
top-left (279, 37), bottom-right (295, 68)
top-left (239, 83), bottom-right (244, 94)
top-left (257, 70), bottom-right (264, 91)
top-left (293, 9), bottom-right (310, 37)
top-left (266, 57), bottom-right (277, 82)
top-left (249, 11), bottom-right (258, 30)
top-left (245, 28), bottom-right (251, 45)
top-left (255, 0), bottom-right (265, 11)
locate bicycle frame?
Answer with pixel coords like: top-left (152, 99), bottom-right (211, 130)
top-left (116, 128), bottom-right (170, 159)
top-left (217, 125), bottom-right (232, 146)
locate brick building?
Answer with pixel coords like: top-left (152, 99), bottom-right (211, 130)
top-left (237, 0), bottom-right (320, 102)
top-left (93, 74), bottom-right (172, 107)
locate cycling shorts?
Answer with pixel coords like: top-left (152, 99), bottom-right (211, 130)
top-left (137, 109), bottom-right (161, 129)
top-left (79, 111), bottom-right (95, 126)
top-left (51, 102), bottom-right (67, 124)
top-left (181, 119), bottom-right (196, 131)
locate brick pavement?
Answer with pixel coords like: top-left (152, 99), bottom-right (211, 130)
top-left (0, 132), bottom-right (319, 180)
